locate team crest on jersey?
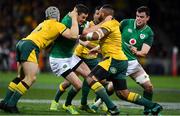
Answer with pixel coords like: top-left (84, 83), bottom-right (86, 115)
top-left (110, 67), bottom-right (117, 74)
top-left (63, 64), bottom-right (68, 69)
top-left (140, 34), bottom-right (145, 39)
top-left (129, 38), bottom-right (136, 45)
top-left (128, 28), bottom-right (133, 33)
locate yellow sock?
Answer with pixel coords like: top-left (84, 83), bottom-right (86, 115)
top-left (127, 92), bottom-right (139, 102)
top-left (16, 82), bottom-right (28, 95)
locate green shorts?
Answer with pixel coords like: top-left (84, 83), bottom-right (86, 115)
top-left (16, 40), bottom-right (40, 63)
top-left (79, 57), bottom-right (100, 70)
top-left (90, 57), bottom-right (128, 90)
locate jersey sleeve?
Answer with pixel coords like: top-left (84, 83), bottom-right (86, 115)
top-left (120, 19), bottom-right (129, 31)
top-left (144, 30), bottom-right (154, 46)
top-left (61, 15), bottom-right (72, 28)
top-left (100, 20), bottom-right (112, 32)
top-left (55, 22), bottom-right (67, 34)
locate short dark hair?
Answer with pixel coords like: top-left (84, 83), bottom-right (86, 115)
top-left (95, 6), bottom-right (101, 11)
top-left (137, 6), bottom-right (150, 16)
top-left (101, 4), bottom-right (114, 16)
top-left (75, 4), bottom-right (89, 15)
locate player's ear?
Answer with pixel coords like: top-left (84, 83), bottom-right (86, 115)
top-left (146, 16), bottom-right (150, 21)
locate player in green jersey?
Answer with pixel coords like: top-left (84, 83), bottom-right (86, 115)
top-left (121, 6), bottom-right (155, 115)
top-left (49, 4), bottom-right (119, 115)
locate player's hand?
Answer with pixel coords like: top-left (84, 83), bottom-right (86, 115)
top-left (89, 45), bottom-right (100, 54)
top-left (130, 46), bottom-right (138, 54)
top-left (69, 7), bottom-right (78, 18)
top-left (78, 34), bottom-right (87, 41)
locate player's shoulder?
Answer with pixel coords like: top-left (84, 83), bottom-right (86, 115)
top-left (61, 14), bottom-right (71, 23)
top-left (102, 19), bottom-right (120, 27)
top-left (121, 19), bottom-right (134, 23)
top-left (145, 25), bottom-right (154, 35)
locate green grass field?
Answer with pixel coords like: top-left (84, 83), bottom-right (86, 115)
top-left (0, 72), bottom-right (180, 115)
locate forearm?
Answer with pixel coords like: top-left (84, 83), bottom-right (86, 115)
top-left (135, 51), bottom-right (147, 57)
top-left (70, 17), bottom-right (79, 39)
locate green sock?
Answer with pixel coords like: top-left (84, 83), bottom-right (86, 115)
top-left (3, 89), bottom-right (14, 103)
top-left (95, 83), bottom-right (113, 102)
top-left (7, 91), bottom-right (22, 106)
top-left (3, 77), bottom-right (21, 103)
top-left (7, 81), bottom-right (29, 106)
top-left (54, 90), bottom-right (65, 102)
top-left (143, 91), bottom-right (153, 101)
top-left (91, 82), bottom-right (116, 110)
top-left (81, 80), bottom-right (90, 105)
top-left (127, 92), bottom-right (155, 109)
top-left (65, 87), bottom-right (79, 106)
top-left (143, 91), bottom-right (153, 110)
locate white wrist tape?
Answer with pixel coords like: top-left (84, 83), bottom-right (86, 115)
top-left (95, 29), bottom-right (104, 40)
top-left (86, 32), bottom-right (93, 40)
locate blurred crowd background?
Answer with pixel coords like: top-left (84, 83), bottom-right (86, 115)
top-left (0, 0), bottom-right (179, 75)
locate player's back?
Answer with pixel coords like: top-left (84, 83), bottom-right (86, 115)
top-left (24, 19), bottom-right (66, 50)
top-left (100, 19), bottom-right (127, 60)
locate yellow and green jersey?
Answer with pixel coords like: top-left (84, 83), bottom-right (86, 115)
top-left (23, 19), bottom-right (66, 50)
top-left (74, 21), bottom-right (99, 59)
top-left (99, 19), bottom-right (127, 60)
top-left (120, 19), bottom-right (154, 60)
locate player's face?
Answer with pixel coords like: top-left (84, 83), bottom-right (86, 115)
top-left (98, 8), bottom-right (105, 22)
top-left (136, 11), bottom-right (149, 27)
top-left (77, 13), bottom-right (88, 25)
top-left (93, 10), bottom-right (100, 23)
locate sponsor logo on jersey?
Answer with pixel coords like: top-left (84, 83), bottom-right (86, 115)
top-left (110, 67), bottom-right (117, 74)
top-left (140, 34), bottom-right (145, 39)
top-left (128, 28), bottom-right (133, 33)
top-left (129, 38), bottom-right (136, 45)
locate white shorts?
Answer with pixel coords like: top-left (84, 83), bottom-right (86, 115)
top-left (126, 60), bottom-right (144, 76)
top-left (49, 55), bottom-right (82, 77)
top-left (126, 60), bottom-right (150, 84)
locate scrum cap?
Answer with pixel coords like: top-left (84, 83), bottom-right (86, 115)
top-left (45, 6), bottom-right (60, 21)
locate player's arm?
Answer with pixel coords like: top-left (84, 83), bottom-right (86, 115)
top-left (131, 44), bottom-right (151, 57)
top-left (62, 8), bottom-right (79, 39)
top-left (82, 16), bottom-right (112, 35)
top-left (79, 27), bottom-right (109, 41)
top-left (89, 45), bottom-right (101, 54)
top-left (78, 39), bottom-right (98, 50)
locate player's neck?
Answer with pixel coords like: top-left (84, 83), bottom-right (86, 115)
top-left (136, 24), bottom-right (146, 30)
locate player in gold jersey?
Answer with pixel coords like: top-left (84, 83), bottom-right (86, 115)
top-left (0, 6), bottom-right (79, 113)
top-left (79, 4), bottom-right (162, 115)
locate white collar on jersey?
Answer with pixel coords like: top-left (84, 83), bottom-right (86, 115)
top-left (134, 20), bottom-right (148, 32)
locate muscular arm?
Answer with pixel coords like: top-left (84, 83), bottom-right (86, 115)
top-left (62, 8), bottom-right (79, 39)
top-left (131, 43), bottom-right (151, 57)
top-left (80, 27), bottom-right (109, 41)
top-left (78, 40), bottom-right (97, 49)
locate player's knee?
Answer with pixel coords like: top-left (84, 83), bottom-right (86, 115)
top-left (30, 76), bottom-right (37, 84)
top-left (74, 82), bottom-right (82, 91)
top-left (144, 83), bottom-right (153, 93)
top-left (107, 82), bottom-right (114, 91)
top-left (135, 73), bottom-right (150, 84)
top-left (115, 90), bottom-right (129, 100)
top-left (75, 85), bottom-right (82, 91)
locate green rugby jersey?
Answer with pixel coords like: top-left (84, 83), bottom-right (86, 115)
top-left (50, 14), bottom-right (86, 58)
top-left (120, 19), bottom-right (154, 60)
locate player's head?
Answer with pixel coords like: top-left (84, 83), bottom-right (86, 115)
top-left (99, 4), bottom-right (114, 22)
top-left (93, 6), bottom-right (101, 24)
top-left (45, 6), bottom-right (60, 21)
top-left (75, 4), bottom-right (89, 25)
top-left (136, 6), bottom-right (150, 27)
